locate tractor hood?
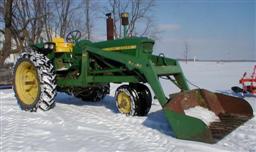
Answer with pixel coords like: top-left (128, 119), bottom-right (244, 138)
top-left (93, 37), bottom-right (155, 55)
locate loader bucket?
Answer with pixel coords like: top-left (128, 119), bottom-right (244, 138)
top-left (163, 89), bottom-right (253, 143)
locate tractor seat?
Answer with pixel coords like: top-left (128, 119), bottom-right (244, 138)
top-left (52, 37), bottom-right (73, 53)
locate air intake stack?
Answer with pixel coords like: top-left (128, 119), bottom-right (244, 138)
top-left (121, 12), bottom-right (129, 38)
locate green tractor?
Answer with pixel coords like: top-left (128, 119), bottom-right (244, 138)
top-left (13, 13), bottom-right (253, 143)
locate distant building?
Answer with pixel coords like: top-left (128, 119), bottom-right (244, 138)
top-left (4, 53), bottom-right (19, 64)
top-left (0, 29), bottom-right (61, 64)
top-left (0, 32), bottom-right (19, 64)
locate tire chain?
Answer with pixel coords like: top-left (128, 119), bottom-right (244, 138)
top-left (14, 50), bottom-right (57, 111)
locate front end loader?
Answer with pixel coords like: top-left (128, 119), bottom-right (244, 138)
top-left (13, 13), bottom-right (253, 143)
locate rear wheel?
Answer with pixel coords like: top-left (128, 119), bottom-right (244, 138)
top-left (115, 83), bottom-right (152, 116)
top-left (13, 51), bottom-right (57, 111)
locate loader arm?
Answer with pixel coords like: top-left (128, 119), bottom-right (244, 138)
top-left (85, 45), bottom-right (253, 143)
top-left (85, 46), bottom-right (188, 105)
top-left (84, 46), bottom-right (214, 142)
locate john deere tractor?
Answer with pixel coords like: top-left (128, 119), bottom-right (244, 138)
top-left (13, 13), bottom-right (253, 143)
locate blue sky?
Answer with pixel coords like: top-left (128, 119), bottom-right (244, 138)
top-left (1, 0), bottom-right (254, 60)
top-left (152, 0), bottom-right (255, 60)
top-left (94, 0), bottom-right (255, 60)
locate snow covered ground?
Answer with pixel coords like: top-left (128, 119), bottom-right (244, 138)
top-left (1, 62), bottom-right (256, 152)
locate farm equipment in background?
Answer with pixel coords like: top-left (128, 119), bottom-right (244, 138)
top-left (13, 12), bottom-right (253, 143)
top-left (232, 65), bottom-right (256, 95)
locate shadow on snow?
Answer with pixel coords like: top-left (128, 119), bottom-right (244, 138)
top-left (55, 92), bottom-right (175, 137)
top-left (55, 92), bottom-right (119, 113)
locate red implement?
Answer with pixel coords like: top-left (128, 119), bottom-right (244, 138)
top-left (239, 65), bottom-right (256, 94)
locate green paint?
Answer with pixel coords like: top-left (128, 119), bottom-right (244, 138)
top-left (164, 109), bottom-right (214, 143)
top-left (33, 36), bottom-right (213, 143)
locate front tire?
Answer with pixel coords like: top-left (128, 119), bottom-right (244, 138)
top-left (115, 84), bottom-right (152, 116)
top-left (130, 83), bottom-right (152, 116)
top-left (13, 51), bottom-right (57, 111)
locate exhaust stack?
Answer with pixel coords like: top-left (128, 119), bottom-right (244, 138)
top-left (106, 13), bottom-right (114, 40)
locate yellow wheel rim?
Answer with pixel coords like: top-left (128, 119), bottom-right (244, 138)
top-left (117, 91), bottom-right (132, 114)
top-left (15, 60), bottom-right (39, 105)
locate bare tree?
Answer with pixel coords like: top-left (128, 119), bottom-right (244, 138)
top-left (52, 0), bottom-right (85, 38)
top-left (184, 41), bottom-right (189, 64)
top-left (0, 0), bottom-right (49, 64)
top-left (85, 0), bottom-right (91, 39)
top-left (12, 0), bottom-right (47, 43)
top-left (0, 0), bottom-right (13, 65)
top-left (106, 0), bottom-right (156, 39)
top-left (80, 0), bottom-right (100, 40)
top-left (1, 0), bottom-right (154, 65)
top-left (7, 0), bottom-right (50, 54)
top-left (42, 0), bottom-right (82, 41)
top-left (42, 0), bottom-right (53, 41)
top-left (0, 0), bottom-right (4, 24)
top-left (107, 0), bottom-right (122, 38)
top-left (52, 0), bottom-right (72, 37)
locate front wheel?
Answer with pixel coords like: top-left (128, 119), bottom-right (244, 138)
top-left (13, 51), bottom-right (57, 111)
top-left (115, 83), bottom-right (152, 116)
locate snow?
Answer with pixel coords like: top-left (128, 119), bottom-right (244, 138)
top-left (1, 61), bottom-right (256, 152)
top-left (184, 106), bottom-right (220, 126)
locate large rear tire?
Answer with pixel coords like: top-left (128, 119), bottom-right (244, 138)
top-left (13, 51), bottom-right (57, 111)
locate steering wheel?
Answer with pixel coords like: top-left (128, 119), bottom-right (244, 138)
top-left (66, 30), bottom-right (81, 43)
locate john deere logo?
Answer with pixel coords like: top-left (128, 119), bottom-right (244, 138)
top-left (102, 45), bottom-right (136, 51)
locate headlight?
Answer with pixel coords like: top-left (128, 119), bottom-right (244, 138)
top-left (49, 44), bottom-right (54, 49)
top-left (43, 43), bottom-right (55, 50)
top-left (44, 43), bottom-right (49, 49)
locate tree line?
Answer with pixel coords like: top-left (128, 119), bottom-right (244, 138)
top-left (0, 0), bottom-right (156, 64)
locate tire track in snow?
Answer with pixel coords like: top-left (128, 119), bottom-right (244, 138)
top-left (1, 89), bottom-right (255, 152)
top-left (59, 104), bottom-right (173, 151)
top-left (1, 90), bottom-right (53, 151)
top-left (217, 118), bottom-right (256, 152)
top-left (1, 108), bottom-right (27, 151)
top-left (57, 100), bottom-right (229, 152)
